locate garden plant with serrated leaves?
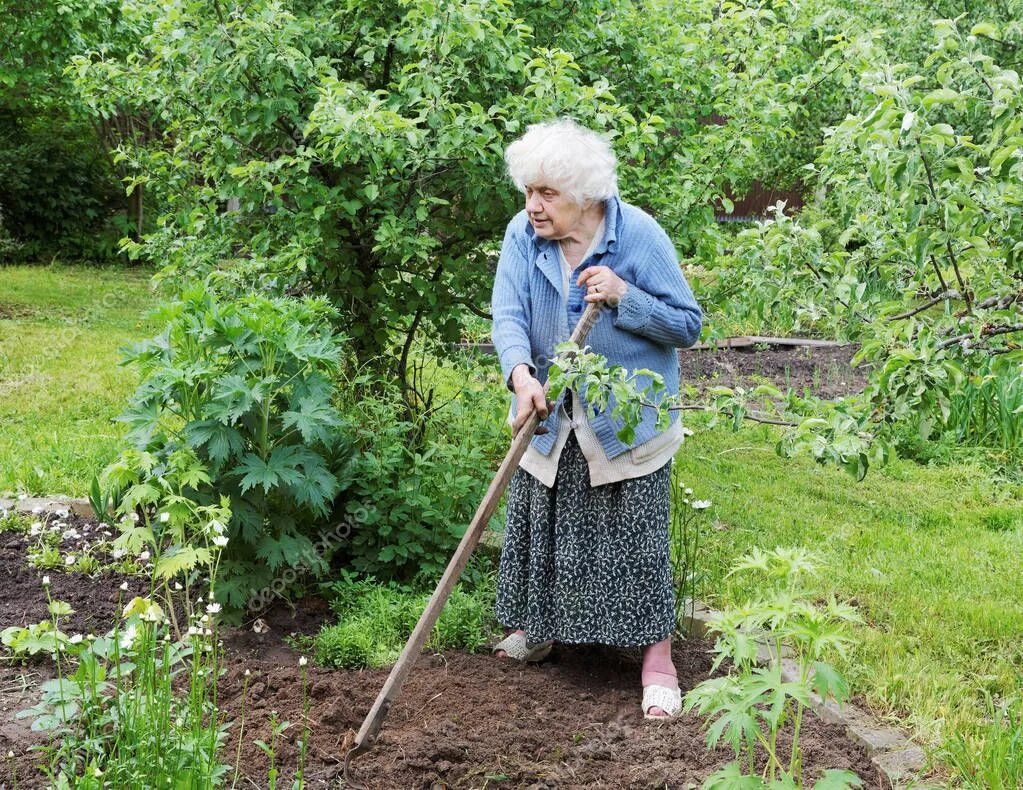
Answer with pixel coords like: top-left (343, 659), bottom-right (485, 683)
top-left (100, 286), bottom-right (352, 610)
top-left (684, 547), bottom-right (864, 790)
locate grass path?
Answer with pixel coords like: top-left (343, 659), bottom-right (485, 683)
top-left (0, 264), bottom-right (157, 495)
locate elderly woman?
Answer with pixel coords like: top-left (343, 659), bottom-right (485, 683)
top-left (489, 119), bottom-right (703, 719)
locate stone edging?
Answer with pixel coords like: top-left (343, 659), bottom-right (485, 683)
top-left (0, 495), bottom-right (94, 518)
top-left (683, 602), bottom-right (934, 789)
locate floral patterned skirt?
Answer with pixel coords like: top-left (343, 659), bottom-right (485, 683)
top-left (495, 430), bottom-right (675, 648)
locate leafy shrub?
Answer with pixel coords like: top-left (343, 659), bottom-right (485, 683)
top-left (313, 568), bottom-right (497, 669)
top-left (103, 286), bottom-right (353, 609)
top-left (337, 364), bottom-right (507, 584)
top-left (0, 108), bottom-right (122, 262)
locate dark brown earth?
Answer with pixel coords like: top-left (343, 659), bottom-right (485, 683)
top-left (677, 344), bottom-right (869, 400)
top-left (0, 515), bottom-right (886, 789)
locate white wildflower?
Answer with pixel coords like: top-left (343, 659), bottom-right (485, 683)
top-left (207, 602), bottom-right (221, 615)
top-left (298, 656), bottom-right (308, 667)
top-left (41, 575), bottom-right (50, 586)
top-left (112, 547), bottom-right (125, 559)
top-left (244, 669), bottom-right (251, 677)
top-left (69, 634), bottom-right (83, 644)
top-left (159, 512), bottom-right (170, 523)
top-left (64, 554), bottom-right (76, 566)
top-left (173, 581), bottom-right (183, 591)
top-left (204, 628), bottom-right (212, 636)
top-left (139, 550), bottom-right (150, 561)
top-left (187, 626), bottom-right (200, 636)
top-left (119, 624), bottom-right (137, 650)
top-left (119, 581), bottom-right (129, 591)
top-left (691, 500), bottom-right (712, 510)
top-left (6, 750), bottom-right (13, 758)
top-left (684, 487), bottom-right (693, 496)
top-left (208, 519), bottom-right (225, 535)
top-left (212, 535), bottom-right (229, 548)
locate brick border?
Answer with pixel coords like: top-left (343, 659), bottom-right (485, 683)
top-left (683, 601), bottom-right (934, 788)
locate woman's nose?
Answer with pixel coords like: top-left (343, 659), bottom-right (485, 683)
top-left (525, 193), bottom-right (541, 213)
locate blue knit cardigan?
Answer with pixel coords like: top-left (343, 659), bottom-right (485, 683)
top-left (491, 194), bottom-right (703, 460)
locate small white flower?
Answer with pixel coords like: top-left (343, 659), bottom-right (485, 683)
top-left (207, 602), bottom-right (221, 614)
top-left (187, 626), bottom-right (200, 636)
top-left (684, 487), bottom-right (693, 496)
top-left (130, 512), bottom-right (139, 523)
top-left (691, 500), bottom-right (712, 510)
top-left (173, 581), bottom-right (183, 591)
top-left (119, 581), bottom-right (129, 591)
top-left (212, 535), bottom-right (229, 548)
top-left (901, 111), bottom-right (916, 132)
top-left (208, 519), bottom-right (225, 535)
top-left (159, 512), bottom-right (170, 523)
top-left (139, 550), bottom-right (151, 561)
top-left (41, 575), bottom-right (50, 586)
top-left (69, 634), bottom-right (83, 644)
top-left (112, 547), bottom-right (125, 559)
top-left (244, 669), bottom-right (251, 677)
top-left (163, 633), bottom-right (171, 642)
top-left (200, 614), bottom-right (209, 623)
top-left (175, 717), bottom-right (184, 728)
top-left (6, 750), bottom-right (13, 758)
top-left (298, 656), bottom-right (308, 667)
top-left (119, 624), bottom-right (138, 649)
top-left (64, 554), bottom-right (76, 566)
top-left (204, 628), bottom-right (213, 636)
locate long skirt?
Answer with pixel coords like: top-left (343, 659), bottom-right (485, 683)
top-left (495, 430), bottom-right (675, 648)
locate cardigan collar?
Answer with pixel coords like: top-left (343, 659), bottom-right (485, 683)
top-left (527, 194), bottom-right (622, 299)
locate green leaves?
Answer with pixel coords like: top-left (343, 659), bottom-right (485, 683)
top-left (104, 287), bottom-right (352, 609)
top-left (686, 549), bottom-right (860, 787)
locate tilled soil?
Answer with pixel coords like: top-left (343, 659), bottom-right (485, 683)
top-left (678, 344), bottom-right (868, 400)
top-left (1, 518), bottom-right (885, 789)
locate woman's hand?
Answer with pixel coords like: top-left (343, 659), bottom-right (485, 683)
top-left (577, 266), bottom-right (628, 305)
top-left (511, 364), bottom-right (553, 435)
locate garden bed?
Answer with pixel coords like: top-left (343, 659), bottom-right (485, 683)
top-left (0, 514), bottom-right (886, 788)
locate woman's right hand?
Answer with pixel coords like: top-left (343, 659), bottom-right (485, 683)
top-left (511, 363), bottom-right (552, 435)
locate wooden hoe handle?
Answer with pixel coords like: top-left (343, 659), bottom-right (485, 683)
top-left (349, 302), bottom-right (604, 756)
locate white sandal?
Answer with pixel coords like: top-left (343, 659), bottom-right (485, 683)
top-left (491, 631), bottom-right (554, 663)
top-left (642, 684), bottom-right (682, 719)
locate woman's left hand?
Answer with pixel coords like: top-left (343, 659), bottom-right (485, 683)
top-left (577, 266), bottom-right (628, 305)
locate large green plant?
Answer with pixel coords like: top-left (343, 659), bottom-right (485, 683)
top-left (103, 286), bottom-right (352, 609)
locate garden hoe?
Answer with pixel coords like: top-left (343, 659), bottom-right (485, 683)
top-left (340, 303), bottom-right (603, 787)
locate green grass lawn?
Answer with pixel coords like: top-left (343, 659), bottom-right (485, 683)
top-left (674, 415), bottom-right (1023, 772)
top-left (0, 264), bottom-right (158, 495)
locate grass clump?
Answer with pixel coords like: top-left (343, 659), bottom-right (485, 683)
top-left (313, 569), bottom-right (497, 669)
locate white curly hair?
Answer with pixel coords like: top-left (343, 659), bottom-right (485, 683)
top-left (504, 118), bottom-right (618, 205)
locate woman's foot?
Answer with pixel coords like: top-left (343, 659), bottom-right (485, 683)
top-left (642, 636), bottom-right (680, 718)
top-left (492, 629), bottom-right (554, 662)
top-left (493, 628), bottom-right (525, 658)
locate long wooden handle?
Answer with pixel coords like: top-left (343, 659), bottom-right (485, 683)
top-left (350, 302), bottom-right (603, 753)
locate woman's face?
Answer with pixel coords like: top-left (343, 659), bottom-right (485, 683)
top-left (524, 183), bottom-right (584, 240)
